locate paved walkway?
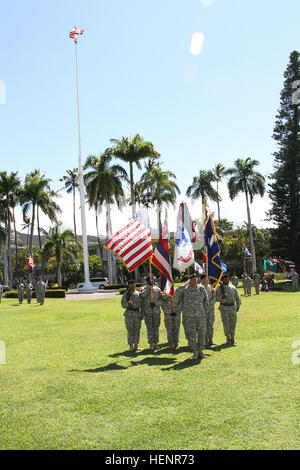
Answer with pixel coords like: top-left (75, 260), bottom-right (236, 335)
top-left (66, 290), bottom-right (119, 301)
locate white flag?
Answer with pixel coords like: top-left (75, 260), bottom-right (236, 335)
top-left (173, 222), bottom-right (194, 272)
top-left (194, 262), bottom-right (203, 275)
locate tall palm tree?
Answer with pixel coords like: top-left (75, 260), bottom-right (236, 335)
top-left (84, 150), bottom-right (128, 283)
top-left (109, 134), bottom-right (159, 215)
top-left (226, 157), bottom-right (265, 274)
top-left (59, 168), bottom-right (79, 239)
top-left (213, 163), bottom-right (226, 222)
top-left (138, 160), bottom-right (180, 236)
top-left (0, 171), bottom-right (21, 287)
top-left (186, 170), bottom-right (220, 211)
top-left (41, 223), bottom-right (80, 287)
top-left (21, 169), bottom-right (61, 258)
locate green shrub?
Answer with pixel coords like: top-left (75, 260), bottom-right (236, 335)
top-left (4, 289), bottom-right (65, 299)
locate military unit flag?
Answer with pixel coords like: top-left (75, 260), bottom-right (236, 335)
top-left (151, 213), bottom-right (174, 297)
top-left (104, 207), bottom-right (153, 272)
top-left (204, 211), bottom-right (223, 289)
top-left (243, 246), bottom-right (252, 258)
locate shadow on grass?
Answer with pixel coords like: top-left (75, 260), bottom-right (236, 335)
top-left (162, 356), bottom-right (205, 371)
top-left (209, 343), bottom-right (235, 352)
top-left (70, 362), bottom-right (128, 373)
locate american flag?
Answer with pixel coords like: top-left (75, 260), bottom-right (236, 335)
top-left (104, 207), bottom-right (153, 272)
top-left (69, 27), bottom-right (84, 44)
top-left (151, 212), bottom-right (174, 297)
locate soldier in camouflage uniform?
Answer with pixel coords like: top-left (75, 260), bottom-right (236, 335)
top-left (245, 274), bottom-right (252, 296)
top-left (200, 274), bottom-right (217, 347)
top-left (291, 271), bottom-right (299, 291)
top-left (139, 274), bottom-right (163, 350)
top-left (121, 279), bottom-right (142, 352)
top-left (216, 273), bottom-right (241, 345)
top-left (181, 274), bottom-right (209, 360)
top-left (0, 284), bottom-right (3, 304)
top-left (174, 276), bottom-right (190, 346)
top-left (161, 293), bottom-right (180, 348)
top-left (25, 281), bottom-right (33, 304)
top-left (17, 281), bottom-right (25, 304)
top-left (231, 275), bottom-right (239, 288)
top-left (253, 272), bottom-right (261, 295)
top-left (36, 278), bottom-right (46, 305)
top-left (241, 273), bottom-right (247, 295)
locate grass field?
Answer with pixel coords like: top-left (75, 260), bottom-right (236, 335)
top-left (0, 285), bottom-right (299, 450)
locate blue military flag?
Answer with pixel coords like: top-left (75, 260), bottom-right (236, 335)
top-left (204, 212), bottom-right (224, 290)
top-left (243, 246), bottom-right (252, 259)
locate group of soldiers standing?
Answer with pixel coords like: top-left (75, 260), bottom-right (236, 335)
top-left (0, 279), bottom-right (46, 305)
top-left (121, 272), bottom-right (241, 360)
top-left (232, 272), bottom-right (261, 296)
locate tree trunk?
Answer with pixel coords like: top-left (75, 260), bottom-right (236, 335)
top-left (57, 265), bottom-right (62, 288)
top-left (245, 191), bottom-right (257, 275)
top-left (3, 229), bottom-right (8, 285)
top-left (95, 208), bottom-right (102, 263)
top-left (130, 162), bottom-right (135, 216)
top-left (73, 187), bottom-right (77, 239)
top-left (217, 182), bottom-right (221, 222)
top-left (106, 203), bottom-right (117, 284)
top-left (37, 207), bottom-right (42, 251)
top-left (7, 207), bottom-right (13, 288)
top-left (13, 208), bottom-right (18, 276)
top-left (29, 204), bottom-right (35, 257)
top-left (157, 204), bottom-right (162, 237)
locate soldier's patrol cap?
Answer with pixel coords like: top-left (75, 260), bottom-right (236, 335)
top-left (182, 275), bottom-right (189, 282)
top-left (145, 274), bottom-right (152, 282)
top-left (200, 274), bottom-right (207, 279)
top-left (221, 273), bottom-right (229, 280)
top-left (127, 279), bottom-right (135, 284)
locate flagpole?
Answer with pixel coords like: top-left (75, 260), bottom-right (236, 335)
top-left (74, 39), bottom-right (96, 293)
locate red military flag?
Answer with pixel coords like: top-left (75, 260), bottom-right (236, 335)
top-left (151, 212), bottom-right (174, 297)
top-left (104, 207), bottom-right (153, 272)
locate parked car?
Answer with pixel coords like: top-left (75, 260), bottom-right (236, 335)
top-left (2, 285), bottom-right (10, 292)
top-left (77, 277), bottom-right (109, 291)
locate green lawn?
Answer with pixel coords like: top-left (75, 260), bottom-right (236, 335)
top-left (0, 286), bottom-right (299, 450)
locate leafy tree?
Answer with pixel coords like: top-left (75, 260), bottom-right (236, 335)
top-left (226, 157), bottom-right (265, 274)
top-left (268, 51), bottom-right (300, 267)
top-left (41, 223), bottom-right (80, 287)
top-left (109, 134), bottom-right (159, 215)
top-left (60, 168), bottom-right (79, 239)
top-left (138, 160), bottom-right (180, 236)
top-left (0, 171), bottom-right (21, 286)
top-left (186, 170), bottom-right (220, 209)
top-left (21, 169), bottom-right (61, 257)
top-left (213, 163), bottom-right (227, 222)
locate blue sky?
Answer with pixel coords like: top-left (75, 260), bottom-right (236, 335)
top-left (1, 0), bottom-right (299, 233)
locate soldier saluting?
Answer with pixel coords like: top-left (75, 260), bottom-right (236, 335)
top-left (216, 273), bottom-right (241, 345)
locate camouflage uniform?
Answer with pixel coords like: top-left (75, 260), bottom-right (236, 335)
top-left (17, 282), bottom-right (24, 304)
top-left (161, 294), bottom-right (180, 346)
top-left (291, 271), bottom-right (299, 291)
top-left (231, 276), bottom-right (239, 288)
top-left (241, 273), bottom-right (247, 295)
top-left (204, 284), bottom-right (217, 344)
top-left (245, 275), bottom-right (252, 296)
top-left (36, 281), bottom-right (46, 305)
top-left (174, 284), bottom-right (188, 343)
top-left (253, 273), bottom-right (261, 295)
top-left (181, 284), bottom-right (209, 355)
top-left (216, 282), bottom-right (241, 342)
top-left (0, 284), bottom-right (3, 303)
top-left (121, 289), bottom-right (142, 347)
top-left (26, 282), bottom-right (33, 304)
top-left (139, 285), bottom-right (163, 347)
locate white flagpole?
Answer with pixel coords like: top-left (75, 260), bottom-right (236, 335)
top-left (74, 39), bottom-right (96, 293)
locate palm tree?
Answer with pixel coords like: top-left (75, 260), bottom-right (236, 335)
top-left (109, 134), bottom-right (159, 215)
top-left (59, 168), bottom-right (79, 239)
top-left (213, 163), bottom-right (227, 222)
top-left (0, 171), bottom-right (21, 287)
top-left (138, 160), bottom-right (180, 236)
top-left (21, 169), bottom-right (61, 258)
top-left (226, 157), bottom-right (265, 274)
top-left (186, 170), bottom-right (220, 211)
top-left (84, 150), bottom-right (128, 283)
top-left (41, 223), bottom-right (80, 287)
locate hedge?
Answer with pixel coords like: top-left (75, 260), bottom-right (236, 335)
top-left (104, 283), bottom-right (142, 290)
top-left (4, 289), bottom-right (66, 299)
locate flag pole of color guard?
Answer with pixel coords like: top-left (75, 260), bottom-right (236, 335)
top-left (104, 206), bottom-right (153, 272)
top-left (151, 211), bottom-right (174, 297)
top-left (204, 209), bottom-right (223, 289)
